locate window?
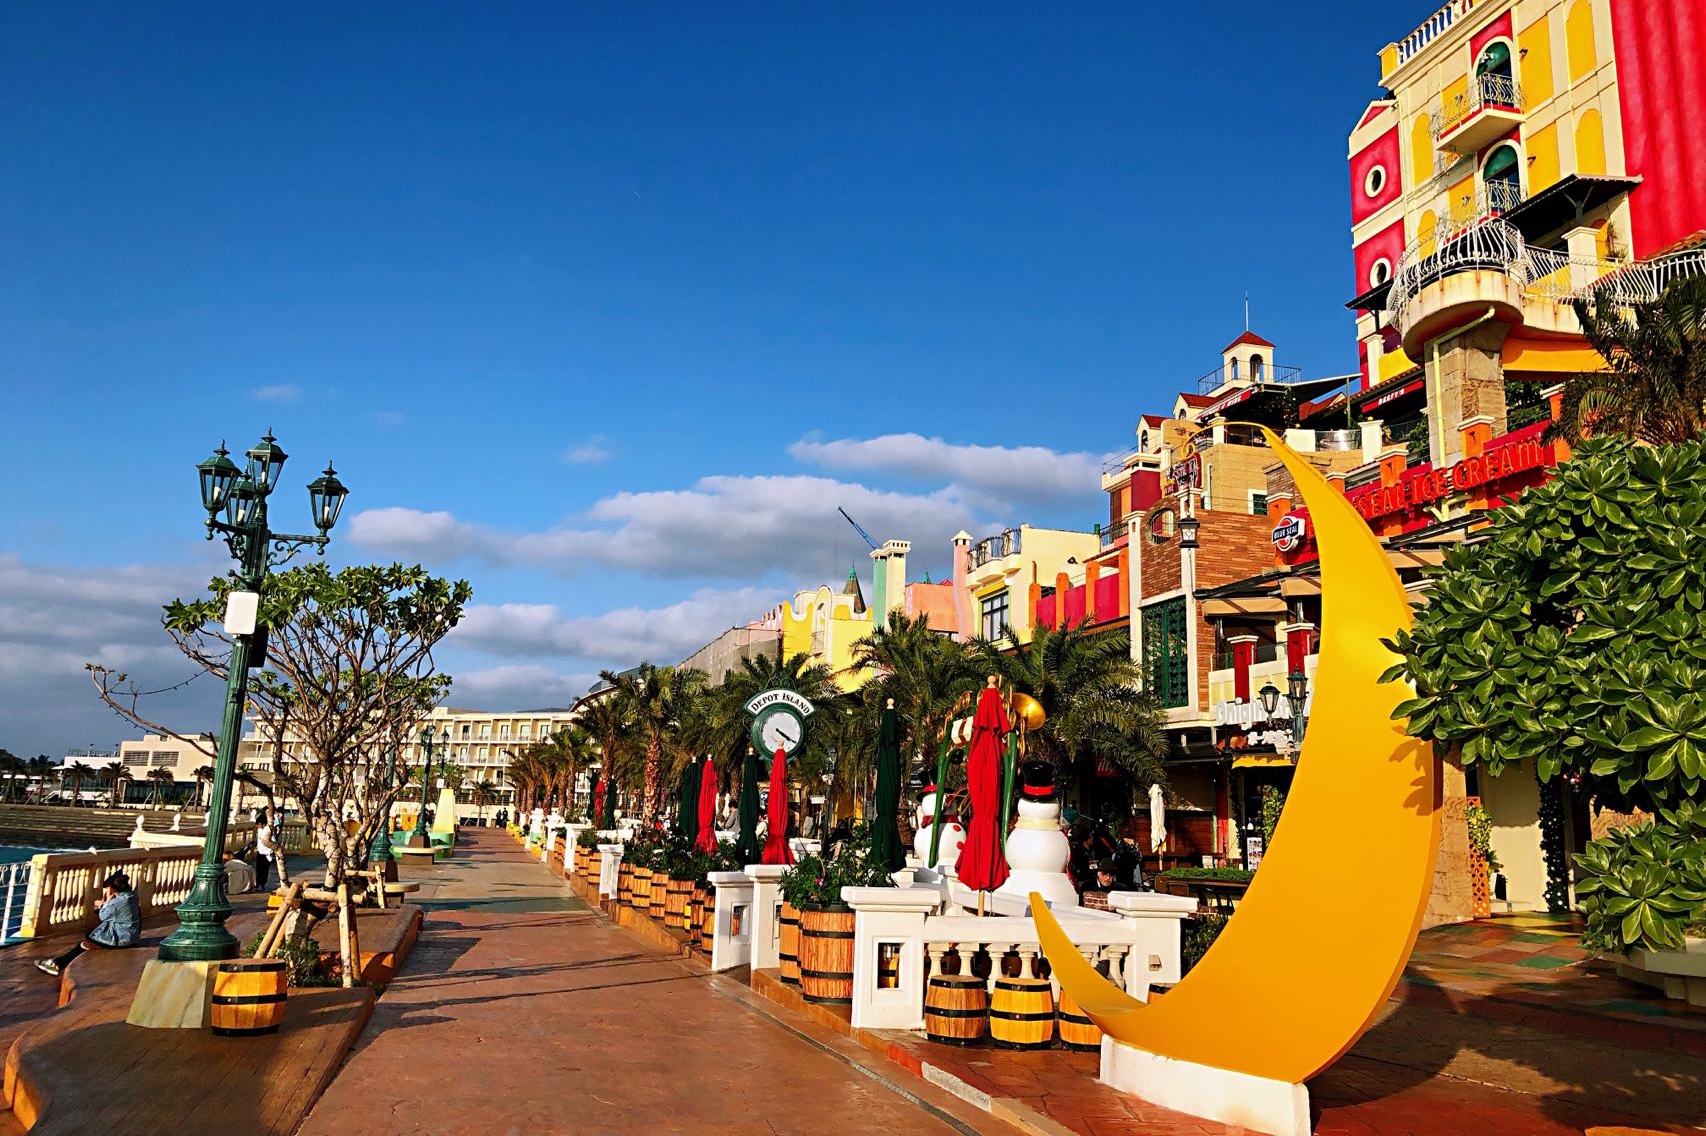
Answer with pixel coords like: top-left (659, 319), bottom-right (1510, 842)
top-left (150, 751), bottom-right (178, 768)
top-left (1363, 164), bottom-right (1387, 198)
top-left (460, 724), bottom-right (471, 738)
top-left (1230, 358), bottom-right (1240, 381)
top-left (478, 747), bottom-right (488, 759)
top-left (1249, 492), bottom-right (1268, 516)
top-left (1251, 354), bottom-right (1265, 381)
top-left (1369, 257), bottom-right (1393, 288)
top-left (1483, 144), bottom-right (1522, 211)
top-left (1141, 598), bottom-right (1190, 709)
top-left (1148, 509), bottom-right (1176, 544)
top-left (499, 724), bottom-right (510, 739)
top-left (980, 591), bottom-right (1011, 641)
top-left (124, 753), bottom-right (149, 768)
top-left (519, 724), bottom-right (532, 738)
top-left (479, 726), bottom-right (491, 739)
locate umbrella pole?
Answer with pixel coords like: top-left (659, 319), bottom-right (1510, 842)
top-left (998, 729), bottom-right (1018, 852)
top-left (927, 737), bottom-right (952, 869)
top-left (977, 890), bottom-right (985, 917)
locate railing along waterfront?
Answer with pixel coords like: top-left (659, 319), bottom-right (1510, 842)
top-left (1396, 0), bottom-right (1480, 67)
top-left (3, 861), bottom-right (33, 945)
top-left (14, 845), bottom-right (203, 941)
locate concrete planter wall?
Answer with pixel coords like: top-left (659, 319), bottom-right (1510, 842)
top-left (1615, 936), bottom-right (1706, 1006)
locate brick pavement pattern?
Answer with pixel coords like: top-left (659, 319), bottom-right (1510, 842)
top-left (299, 829), bottom-right (1010, 1136)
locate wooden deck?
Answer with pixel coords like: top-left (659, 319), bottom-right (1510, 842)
top-left (1, 900), bottom-right (421, 1134)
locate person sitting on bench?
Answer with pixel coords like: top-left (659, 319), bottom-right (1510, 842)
top-left (36, 870), bottom-right (142, 976)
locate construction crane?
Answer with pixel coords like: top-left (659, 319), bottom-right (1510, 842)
top-left (837, 507), bottom-right (879, 552)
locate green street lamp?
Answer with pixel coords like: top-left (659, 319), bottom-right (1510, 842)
top-left (411, 725), bottom-right (447, 844)
top-left (159, 433), bottom-right (348, 962)
top-left (369, 745), bottom-right (401, 879)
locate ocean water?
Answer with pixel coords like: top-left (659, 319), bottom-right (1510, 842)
top-left (1, 845), bottom-right (52, 865)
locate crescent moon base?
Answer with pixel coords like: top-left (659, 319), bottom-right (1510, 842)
top-left (1099, 1043), bottom-right (1309, 1136)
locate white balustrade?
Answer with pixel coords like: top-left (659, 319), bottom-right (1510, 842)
top-left (129, 816), bottom-right (254, 853)
top-left (596, 841), bottom-right (623, 898)
top-left (16, 845), bottom-right (208, 940)
top-left (839, 883), bottom-right (1195, 1032)
top-left (707, 871), bottom-right (754, 972)
top-left (3, 860), bottom-right (34, 944)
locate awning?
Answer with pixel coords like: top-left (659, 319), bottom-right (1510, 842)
top-left (1279, 576), bottom-right (1322, 598)
top-left (1202, 597), bottom-right (1287, 618)
top-left (1503, 174), bottom-right (1641, 242)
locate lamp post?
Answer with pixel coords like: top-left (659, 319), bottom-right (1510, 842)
top-left (159, 433), bottom-right (348, 962)
top-left (1287, 670), bottom-right (1309, 744)
top-left (820, 746), bottom-right (838, 859)
top-left (412, 726), bottom-right (445, 844)
top-left (1257, 681), bottom-right (1281, 720)
top-left (369, 744), bottom-right (400, 876)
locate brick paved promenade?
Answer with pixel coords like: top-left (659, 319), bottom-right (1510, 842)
top-left (299, 829), bottom-right (1010, 1136)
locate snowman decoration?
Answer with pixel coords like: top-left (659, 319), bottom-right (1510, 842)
top-left (913, 781), bottom-right (964, 868)
top-left (994, 760), bottom-right (1079, 907)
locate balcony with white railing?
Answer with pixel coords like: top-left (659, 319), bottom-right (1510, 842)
top-left (1386, 218), bottom-right (1532, 354)
top-left (1196, 361), bottom-right (1306, 395)
top-left (1435, 74), bottom-right (1526, 154)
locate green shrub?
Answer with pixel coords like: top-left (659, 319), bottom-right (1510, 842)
top-left (1159, 867), bottom-right (1255, 883)
top-left (1575, 802), bottom-right (1706, 953)
top-left (1259, 786), bottom-right (1286, 849)
top-left (1180, 914), bottom-right (1228, 975)
top-left (1466, 801), bottom-right (1502, 873)
top-left (576, 828), bottom-right (600, 850)
top-left (241, 930), bottom-right (332, 987)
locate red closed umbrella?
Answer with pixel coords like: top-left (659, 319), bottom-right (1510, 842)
top-left (592, 774), bottom-right (606, 829)
top-left (955, 682), bottom-right (1010, 893)
top-left (695, 757), bottom-right (719, 853)
top-left (762, 747), bottom-right (795, 865)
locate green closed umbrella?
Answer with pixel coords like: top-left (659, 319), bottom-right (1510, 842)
top-left (871, 702), bottom-right (906, 871)
top-left (734, 744), bottom-right (762, 867)
top-left (677, 757), bottom-right (702, 846)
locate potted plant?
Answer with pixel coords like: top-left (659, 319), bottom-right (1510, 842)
top-left (783, 824), bottom-right (895, 1004)
top-left (576, 826), bottom-right (602, 887)
top-left (661, 834), bottom-right (695, 932)
top-left (698, 841), bottom-right (741, 952)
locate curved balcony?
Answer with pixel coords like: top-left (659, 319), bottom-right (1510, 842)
top-left (1386, 219), bottom-right (1531, 357)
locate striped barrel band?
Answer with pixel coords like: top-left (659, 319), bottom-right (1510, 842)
top-left (924, 1007), bottom-right (988, 1019)
top-left (800, 929), bottom-right (856, 940)
top-left (212, 993), bottom-right (288, 1006)
top-left (1060, 1013), bottom-right (1094, 1024)
top-left (798, 968), bottom-right (853, 980)
top-left (990, 1009), bottom-right (1055, 1022)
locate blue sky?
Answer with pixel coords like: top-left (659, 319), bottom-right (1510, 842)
top-left (0, 2), bottom-right (1435, 756)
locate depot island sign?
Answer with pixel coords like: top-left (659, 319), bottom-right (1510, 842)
top-left (1349, 437), bottom-right (1554, 523)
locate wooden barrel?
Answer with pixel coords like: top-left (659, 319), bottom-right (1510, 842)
top-left (211, 959), bottom-right (287, 1037)
top-left (798, 904), bottom-right (855, 1004)
top-left (778, 902), bottom-right (801, 986)
top-left (924, 975), bottom-right (988, 1046)
top-left (1057, 988), bottom-right (1102, 1052)
top-left (990, 978), bottom-right (1054, 1050)
top-left (649, 873), bottom-right (668, 919)
top-left (573, 845), bottom-right (587, 876)
top-left (667, 877), bottom-right (691, 928)
top-left (618, 863), bottom-right (633, 906)
top-left (700, 892), bottom-right (717, 951)
top-left (633, 866), bottom-right (652, 908)
top-left (689, 886), bottom-right (706, 943)
top-left (877, 943), bottom-right (900, 989)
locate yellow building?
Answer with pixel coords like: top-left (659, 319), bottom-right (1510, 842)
top-left (773, 567), bottom-right (874, 691)
top-left (959, 525), bottom-right (1101, 645)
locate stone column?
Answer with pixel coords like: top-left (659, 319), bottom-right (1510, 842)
top-left (745, 864), bottom-right (788, 971)
top-left (1427, 321), bottom-right (1509, 469)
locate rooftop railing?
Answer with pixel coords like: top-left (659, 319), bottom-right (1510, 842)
top-left (1396, 0), bottom-right (1480, 67)
top-left (1197, 361), bottom-right (1306, 395)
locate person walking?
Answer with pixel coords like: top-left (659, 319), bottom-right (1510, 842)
top-left (254, 809), bottom-right (276, 893)
top-left (36, 871), bottom-right (141, 976)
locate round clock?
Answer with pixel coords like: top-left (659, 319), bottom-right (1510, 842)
top-left (750, 702), bottom-right (807, 757)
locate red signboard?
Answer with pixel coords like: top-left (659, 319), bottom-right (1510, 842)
top-left (1347, 438), bottom-right (1554, 522)
top-left (1358, 377), bottom-right (1424, 412)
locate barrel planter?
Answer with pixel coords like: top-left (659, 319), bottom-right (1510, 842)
top-left (617, 863), bottom-right (634, 907)
top-left (778, 902), bottom-right (802, 985)
top-left (689, 885), bottom-right (706, 946)
top-left (573, 845), bottom-right (588, 877)
top-left (211, 959), bottom-right (288, 1037)
top-left (1057, 988), bottom-right (1102, 1052)
top-left (699, 891), bottom-right (716, 952)
top-left (586, 852), bottom-right (602, 897)
top-left (633, 866), bottom-right (653, 910)
top-left (797, 903), bottom-right (855, 1005)
top-left (666, 875), bottom-right (691, 929)
top-left (924, 974), bottom-right (988, 1046)
top-left (649, 872), bottom-right (668, 920)
top-left (990, 977), bottom-right (1054, 1050)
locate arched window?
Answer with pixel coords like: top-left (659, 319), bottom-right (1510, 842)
top-left (1475, 41), bottom-right (1517, 107)
top-left (1230, 358), bottom-right (1240, 381)
top-left (1250, 353), bottom-right (1265, 381)
top-left (1483, 144), bottom-right (1522, 212)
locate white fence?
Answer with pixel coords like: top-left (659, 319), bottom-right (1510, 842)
top-left (14, 846), bottom-right (204, 940)
top-left (2, 861), bottom-right (33, 944)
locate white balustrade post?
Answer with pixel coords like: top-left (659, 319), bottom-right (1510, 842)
top-left (708, 871), bottom-right (754, 972)
top-left (842, 886), bottom-right (939, 1031)
top-left (744, 864), bottom-right (788, 972)
top-left (597, 843), bottom-right (624, 899)
top-left (1107, 892), bottom-right (1197, 1001)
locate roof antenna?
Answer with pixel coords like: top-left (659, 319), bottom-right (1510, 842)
top-left (1244, 292), bottom-right (1250, 332)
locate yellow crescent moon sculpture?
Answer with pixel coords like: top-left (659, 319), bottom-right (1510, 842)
top-left (1034, 426), bottom-right (1436, 1085)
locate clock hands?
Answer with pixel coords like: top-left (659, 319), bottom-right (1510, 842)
top-left (773, 724), bottom-right (798, 747)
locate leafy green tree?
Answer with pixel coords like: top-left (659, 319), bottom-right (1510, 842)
top-left (853, 612), bottom-right (983, 772)
top-left (102, 761), bottom-right (129, 807)
top-left (147, 766), bottom-right (175, 806)
top-left (1387, 438), bottom-right (1706, 950)
top-left (978, 621), bottom-right (1165, 799)
top-left (63, 761), bottom-right (95, 805)
top-left (0, 752), bottom-right (25, 802)
top-left (604, 663), bottom-right (708, 824)
top-left (93, 562), bottom-right (471, 886)
top-left (1552, 276), bottom-right (1706, 445)
top-left (470, 779), bottom-right (498, 825)
top-left (193, 765), bottom-right (215, 810)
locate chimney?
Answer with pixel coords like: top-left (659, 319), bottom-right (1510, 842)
top-left (882, 540), bottom-right (910, 626)
top-left (950, 531), bottom-right (973, 642)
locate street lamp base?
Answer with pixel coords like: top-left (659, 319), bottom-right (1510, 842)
top-left (157, 864), bottom-right (239, 961)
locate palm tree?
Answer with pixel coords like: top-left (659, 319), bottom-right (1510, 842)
top-left (26, 756), bottom-right (53, 802)
top-left (146, 767), bottom-right (176, 807)
top-left (580, 694), bottom-right (635, 818)
top-left (62, 761), bottom-right (95, 806)
top-left (978, 620), bottom-right (1166, 807)
top-left (853, 612), bottom-right (984, 773)
top-left (471, 779), bottom-right (498, 826)
top-left (1554, 275), bottom-right (1706, 445)
top-left (0, 753), bottom-right (26, 802)
top-left (101, 761), bottom-right (128, 807)
top-left (193, 765), bottom-right (215, 810)
top-left (604, 664), bottom-right (709, 824)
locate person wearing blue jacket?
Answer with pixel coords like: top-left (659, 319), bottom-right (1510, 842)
top-left (36, 870), bottom-right (142, 977)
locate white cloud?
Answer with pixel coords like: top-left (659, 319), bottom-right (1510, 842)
top-left (790, 433), bottom-right (1104, 505)
top-left (251, 384), bottom-right (301, 403)
top-left (349, 475), bottom-right (980, 579)
top-left (564, 438), bottom-right (612, 464)
top-left (0, 554), bottom-right (226, 756)
top-left (450, 587), bottom-right (776, 665)
top-left (447, 665), bottom-right (600, 710)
